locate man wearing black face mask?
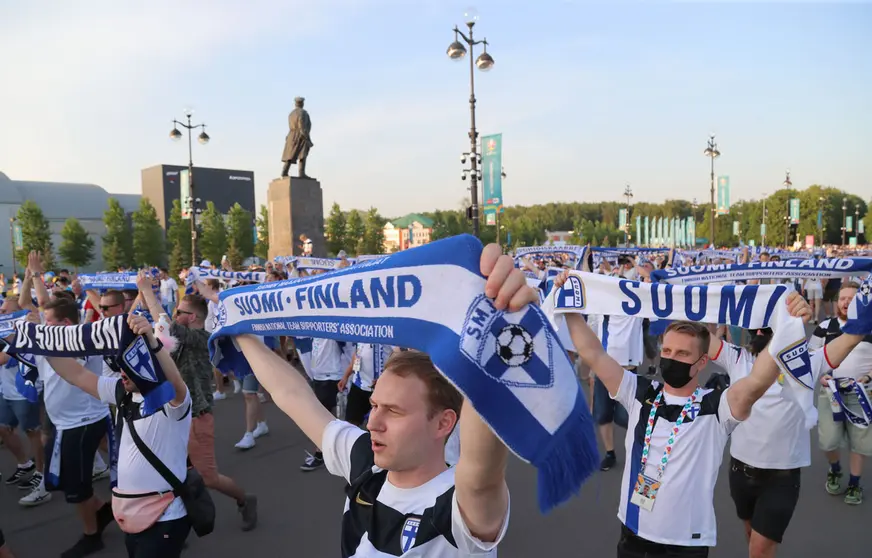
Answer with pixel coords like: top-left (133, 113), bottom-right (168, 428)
top-left (708, 320), bottom-right (871, 558)
top-left (556, 269), bottom-right (811, 557)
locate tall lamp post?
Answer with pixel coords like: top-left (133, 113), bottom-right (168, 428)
top-left (841, 197), bottom-right (848, 245)
top-left (691, 198), bottom-right (698, 247)
top-left (854, 206), bottom-right (860, 244)
top-left (737, 210), bottom-right (743, 244)
top-left (703, 135), bottom-right (721, 246)
top-left (448, 8), bottom-right (495, 238)
top-left (762, 194), bottom-right (768, 247)
top-left (818, 196), bottom-right (825, 246)
top-left (170, 110), bottom-right (210, 264)
top-left (783, 170), bottom-right (792, 247)
top-left (623, 184), bottom-right (633, 247)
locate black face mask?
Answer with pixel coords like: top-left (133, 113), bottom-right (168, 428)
top-left (659, 356), bottom-right (700, 389)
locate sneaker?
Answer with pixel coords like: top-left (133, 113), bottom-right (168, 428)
top-left (96, 502), bottom-right (114, 534)
top-left (19, 483), bottom-right (52, 507)
top-left (20, 471), bottom-right (43, 491)
top-left (5, 463), bottom-right (35, 485)
top-left (60, 534), bottom-right (104, 558)
top-left (252, 422), bottom-right (269, 439)
top-left (233, 379), bottom-right (242, 394)
top-left (826, 470), bottom-right (844, 495)
top-left (92, 466), bottom-right (110, 482)
top-left (238, 494), bottom-right (258, 531)
top-left (235, 432), bottom-right (256, 450)
top-left (600, 453), bottom-right (617, 472)
top-left (300, 452), bottom-right (324, 472)
top-left (213, 391), bottom-right (227, 401)
top-left (257, 392), bottom-right (268, 404)
top-left (845, 485), bottom-right (864, 505)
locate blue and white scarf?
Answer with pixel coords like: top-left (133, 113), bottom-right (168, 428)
top-left (189, 267), bottom-right (266, 284)
top-left (212, 234), bottom-right (599, 512)
top-left (78, 272), bottom-right (139, 290)
top-left (827, 378), bottom-right (872, 428)
top-left (0, 310), bottom-right (29, 337)
top-left (652, 258), bottom-right (872, 285)
top-left (0, 315), bottom-right (174, 417)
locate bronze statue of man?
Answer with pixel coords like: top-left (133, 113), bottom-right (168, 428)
top-left (281, 97), bottom-right (313, 179)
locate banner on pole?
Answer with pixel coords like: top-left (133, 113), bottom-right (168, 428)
top-left (12, 223), bottom-right (23, 250)
top-left (619, 208), bottom-right (627, 231)
top-left (481, 134), bottom-right (503, 223)
top-left (847, 216), bottom-right (854, 232)
top-left (717, 176), bottom-right (731, 215)
top-left (732, 221), bottom-right (739, 236)
top-left (789, 199), bottom-right (800, 225)
top-left (180, 169), bottom-right (191, 218)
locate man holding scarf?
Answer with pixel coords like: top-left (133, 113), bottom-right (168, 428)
top-left (232, 244), bottom-right (532, 556)
top-left (554, 270), bottom-right (810, 557)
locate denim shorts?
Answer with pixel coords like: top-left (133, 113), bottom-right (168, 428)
top-left (241, 374), bottom-right (260, 394)
top-left (0, 397), bottom-right (41, 432)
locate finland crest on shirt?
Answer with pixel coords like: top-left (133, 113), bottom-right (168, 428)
top-left (459, 294), bottom-right (554, 389)
top-left (401, 517), bottom-right (421, 553)
top-left (123, 336), bottom-right (158, 383)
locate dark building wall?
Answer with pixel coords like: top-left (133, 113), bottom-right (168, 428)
top-left (141, 164), bottom-right (256, 230)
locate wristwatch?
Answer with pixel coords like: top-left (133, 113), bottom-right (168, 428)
top-left (148, 337), bottom-right (164, 353)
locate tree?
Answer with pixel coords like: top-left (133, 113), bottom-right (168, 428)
top-left (254, 205), bottom-right (269, 260)
top-left (167, 199), bottom-right (191, 275)
top-left (226, 203), bottom-right (254, 269)
top-left (102, 198), bottom-right (133, 270)
top-left (199, 201), bottom-right (227, 265)
top-left (58, 218), bottom-right (94, 271)
top-left (360, 207), bottom-right (386, 255)
top-left (345, 210), bottom-right (366, 255)
top-left (132, 197), bottom-right (165, 267)
top-left (325, 203), bottom-right (347, 256)
top-left (15, 200), bottom-right (54, 269)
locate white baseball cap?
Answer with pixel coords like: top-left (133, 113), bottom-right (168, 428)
top-left (200, 259), bottom-right (212, 267)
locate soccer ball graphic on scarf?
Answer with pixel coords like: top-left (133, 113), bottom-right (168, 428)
top-left (496, 324), bottom-right (535, 367)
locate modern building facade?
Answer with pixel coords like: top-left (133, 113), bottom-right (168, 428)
top-left (140, 164), bottom-right (255, 229)
top-left (0, 171), bottom-right (140, 273)
top-left (383, 214), bottom-right (434, 252)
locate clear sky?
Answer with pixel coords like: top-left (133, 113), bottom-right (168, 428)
top-left (1, 1), bottom-right (869, 218)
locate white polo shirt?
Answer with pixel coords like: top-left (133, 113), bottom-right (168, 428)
top-left (98, 377), bottom-right (192, 522)
top-left (37, 356), bottom-right (110, 431)
top-left (713, 341), bottom-right (832, 469)
top-left (310, 338), bottom-right (343, 381)
top-left (613, 370), bottom-right (741, 547)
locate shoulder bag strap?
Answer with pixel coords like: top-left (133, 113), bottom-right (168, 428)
top-left (123, 404), bottom-right (184, 492)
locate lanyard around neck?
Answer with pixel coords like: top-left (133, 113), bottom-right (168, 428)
top-left (639, 386), bottom-right (701, 480)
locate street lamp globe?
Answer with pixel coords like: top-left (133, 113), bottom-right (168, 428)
top-left (476, 51), bottom-right (494, 71)
top-left (464, 7), bottom-right (480, 25)
top-left (198, 131), bottom-right (210, 145)
top-left (447, 39), bottom-right (467, 60)
top-left (170, 127), bottom-right (183, 141)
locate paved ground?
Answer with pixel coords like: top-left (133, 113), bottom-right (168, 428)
top-left (1, 366), bottom-right (870, 557)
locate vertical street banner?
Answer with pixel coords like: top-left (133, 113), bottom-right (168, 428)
top-left (687, 216), bottom-right (695, 247)
top-left (635, 215), bottom-right (641, 245)
top-left (180, 169), bottom-right (191, 218)
top-left (619, 208), bottom-right (627, 231)
top-left (644, 216), bottom-right (650, 246)
top-left (847, 216), bottom-right (853, 232)
top-left (860, 219), bottom-right (865, 234)
top-left (12, 223), bottom-right (23, 251)
top-left (481, 134), bottom-right (503, 225)
top-left (717, 176), bottom-right (731, 215)
top-left (817, 209), bottom-right (823, 230)
top-left (733, 221), bottom-right (739, 236)
top-left (761, 223), bottom-right (767, 237)
top-left (789, 199), bottom-right (800, 225)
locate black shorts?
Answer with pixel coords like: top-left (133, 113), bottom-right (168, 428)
top-left (345, 384), bottom-right (372, 426)
top-left (312, 379), bottom-right (339, 415)
top-left (617, 524), bottom-right (708, 557)
top-left (728, 458), bottom-right (801, 544)
top-left (46, 417), bottom-right (109, 503)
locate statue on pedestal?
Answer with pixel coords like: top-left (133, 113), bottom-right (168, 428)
top-left (281, 97), bottom-right (313, 179)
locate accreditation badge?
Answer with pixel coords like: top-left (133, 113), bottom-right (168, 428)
top-left (630, 473), bottom-right (661, 512)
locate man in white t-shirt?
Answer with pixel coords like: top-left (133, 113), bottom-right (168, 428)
top-left (810, 281), bottom-right (872, 506)
top-left (338, 343), bottom-right (396, 427)
top-left (234, 244), bottom-right (527, 556)
top-left (45, 313), bottom-right (193, 557)
top-left (556, 270), bottom-right (811, 556)
top-left (299, 338), bottom-right (345, 472)
top-left (159, 268), bottom-right (179, 317)
top-left (709, 321), bottom-right (868, 557)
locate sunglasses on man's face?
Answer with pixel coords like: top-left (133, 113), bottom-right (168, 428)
top-left (175, 310), bottom-right (194, 317)
top-left (99, 302), bottom-right (122, 312)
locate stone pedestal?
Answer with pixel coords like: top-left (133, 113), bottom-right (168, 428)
top-left (267, 177), bottom-right (326, 259)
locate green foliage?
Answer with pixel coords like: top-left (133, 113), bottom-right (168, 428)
top-left (325, 203), bottom-right (347, 256)
top-left (167, 199), bottom-right (191, 275)
top-left (132, 197), bottom-right (165, 267)
top-left (15, 200), bottom-right (54, 269)
top-left (58, 218), bottom-right (94, 270)
top-left (345, 210), bottom-right (366, 255)
top-left (360, 208), bottom-right (386, 255)
top-left (254, 205), bottom-right (269, 260)
top-left (226, 203), bottom-right (254, 268)
top-left (199, 201), bottom-right (227, 265)
top-left (102, 198), bottom-right (133, 270)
